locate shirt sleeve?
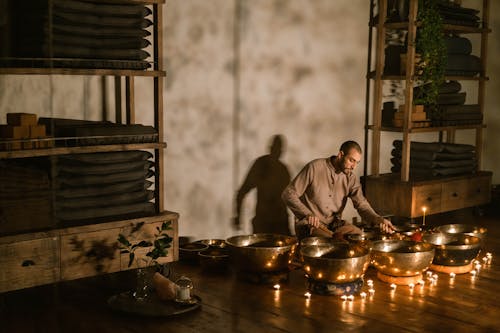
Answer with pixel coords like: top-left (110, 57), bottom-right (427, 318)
top-left (349, 176), bottom-right (384, 226)
top-left (281, 163), bottom-right (314, 221)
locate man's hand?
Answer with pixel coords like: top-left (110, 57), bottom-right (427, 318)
top-left (305, 215), bottom-right (321, 228)
top-left (378, 218), bottom-right (395, 234)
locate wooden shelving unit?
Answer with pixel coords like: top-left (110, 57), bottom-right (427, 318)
top-left (0, 0), bottom-right (178, 293)
top-left (364, 0), bottom-right (492, 218)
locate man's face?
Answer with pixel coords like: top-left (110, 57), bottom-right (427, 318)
top-left (339, 149), bottom-right (361, 175)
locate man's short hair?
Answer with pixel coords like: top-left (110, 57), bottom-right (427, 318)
top-left (340, 140), bottom-right (362, 155)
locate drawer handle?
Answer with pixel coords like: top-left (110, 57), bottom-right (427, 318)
top-left (22, 260), bottom-right (35, 267)
top-left (476, 188), bottom-right (481, 193)
top-left (452, 192), bottom-right (458, 197)
top-left (426, 197), bottom-right (433, 202)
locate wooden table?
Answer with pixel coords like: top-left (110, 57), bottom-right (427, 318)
top-left (1, 215), bottom-right (500, 333)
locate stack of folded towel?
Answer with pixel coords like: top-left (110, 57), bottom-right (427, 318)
top-left (390, 140), bottom-right (477, 178)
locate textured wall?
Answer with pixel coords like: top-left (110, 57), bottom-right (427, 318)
top-left (1, 0), bottom-right (499, 241)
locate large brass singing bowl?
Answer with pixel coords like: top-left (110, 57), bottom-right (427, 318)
top-left (300, 241), bottom-right (371, 283)
top-left (225, 234), bottom-right (298, 273)
top-left (423, 233), bottom-right (482, 266)
top-left (371, 240), bottom-right (435, 277)
top-left (435, 224), bottom-right (487, 240)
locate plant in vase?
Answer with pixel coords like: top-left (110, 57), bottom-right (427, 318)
top-left (413, 0), bottom-right (447, 120)
top-left (117, 221), bottom-right (174, 300)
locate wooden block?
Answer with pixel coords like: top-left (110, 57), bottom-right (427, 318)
top-left (394, 111), bottom-right (427, 121)
top-left (7, 113), bottom-right (37, 126)
top-left (0, 125), bottom-right (30, 139)
top-left (29, 124), bottom-right (46, 138)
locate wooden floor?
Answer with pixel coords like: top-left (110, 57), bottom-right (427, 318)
top-left (1, 208), bottom-right (499, 333)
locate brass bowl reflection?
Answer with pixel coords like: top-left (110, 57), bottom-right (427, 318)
top-left (435, 224), bottom-right (487, 240)
top-left (225, 234), bottom-right (298, 273)
top-left (423, 233), bottom-right (481, 266)
top-left (197, 239), bottom-right (227, 249)
top-left (371, 240), bottom-right (435, 277)
top-left (300, 241), bottom-right (371, 283)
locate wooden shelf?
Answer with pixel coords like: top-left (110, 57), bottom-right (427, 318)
top-left (0, 67), bottom-right (166, 77)
top-left (383, 22), bottom-right (491, 34)
top-left (367, 71), bottom-right (489, 81)
top-left (366, 124), bottom-right (486, 133)
top-left (0, 142), bottom-right (167, 159)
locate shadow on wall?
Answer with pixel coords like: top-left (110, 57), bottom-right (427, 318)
top-left (233, 134), bottom-right (292, 235)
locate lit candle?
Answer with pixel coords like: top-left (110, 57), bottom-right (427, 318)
top-left (367, 279), bottom-right (374, 287)
top-left (422, 206), bottom-right (427, 226)
top-left (432, 274), bottom-right (438, 280)
top-left (418, 280), bottom-right (425, 286)
top-left (273, 284), bottom-right (281, 290)
top-left (426, 271), bottom-right (433, 277)
top-left (475, 263), bottom-right (481, 271)
top-left (360, 292), bottom-right (367, 299)
top-left (409, 283), bottom-right (415, 289)
top-left (304, 291), bottom-right (311, 298)
top-left (450, 272), bottom-right (456, 279)
top-left (390, 283), bottom-right (397, 290)
top-left (482, 257), bottom-right (488, 263)
top-left (369, 288), bottom-right (375, 296)
top-left (470, 270), bottom-right (477, 277)
top-left (347, 295), bottom-right (354, 301)
top-left (341, 295), bottom-right (348, 301)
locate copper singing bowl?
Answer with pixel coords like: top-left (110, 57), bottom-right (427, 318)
top-left (371, 240), bottom-right (435, 277)
top-left (423, 233), bottom-right (482, 266)
top-left (225, 234), bottom-right (298, 272)
top-left (300, 241), bottom-right (371, 283)
top-left (197, 239), bottom-right (227, 249)
top-left (435, 224), bottom-right (487, 240)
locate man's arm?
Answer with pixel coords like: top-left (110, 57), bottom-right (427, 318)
top-left (281, 163), bottom-right (314, 220)
top-left (349, 177), bottom-right (394, 233)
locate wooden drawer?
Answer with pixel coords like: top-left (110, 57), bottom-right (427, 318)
top-left (119, 218), bottom-right (178, 271)
top-left (60, 228), bottom-right (122, 281)
top-left (441, 179), bottom-right (468, 212)
top-left (464, 175), bottom-right (491, 207)
top-left (0, 237), bottom-right (59, 292)
top-left (411, 184), bottom-right (442, 217)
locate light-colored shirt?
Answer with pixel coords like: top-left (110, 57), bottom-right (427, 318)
top-left (281, 156), bottom-right (383, 226)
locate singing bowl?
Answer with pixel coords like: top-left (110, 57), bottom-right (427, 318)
top-left (371, 240), bottom-right (435, 277)
top-left (435, 224), bottom-right (488, 240)
top-left (198, 247), bottom-right (230, 271)
top-left (423, 233), bottom-right (482, 266)
top-left (179, 242), bottom-right (209, 262)
top-left (300, 241), bottom-right (371, 283)
top-left (225, 234), bottom-right (298, 273)
top-left (197, 239), bottom-right (227, 249)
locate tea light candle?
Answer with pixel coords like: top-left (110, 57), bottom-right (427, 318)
top-left (341, 295), bottom-right (348, 301)
top-left (432, 274), bottom-right (438, 280)
top-left (422, 206), bottom-right (427, 226)
top-left (470, 270), bottom-right (477, 277)
top-left (390, 283), bottom-right (397, 290)
top-left (367, 279), bottom-right (374, 287)
top-left (418, 280), bottom-right (425, 286)
top-left (273, 284), bottom-right (281, 290)
top-left (450, 272), bottom-right (456, 279)
top-left (347, 295), bottom-right (354, 301)
top-left (426, 271), bottom-right (433, 277)
top-left (409, 283), bottom-right (415, 289)
top-left (369, 288), bottom-right (375, 296)
top-left (360, 292), bottom-right (367, 299)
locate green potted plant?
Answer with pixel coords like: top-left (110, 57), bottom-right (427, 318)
top-left (413, 0), bottom-right (447, 111)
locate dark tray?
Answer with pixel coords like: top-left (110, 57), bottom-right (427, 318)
top-left (107, 291), bottom-right (201, 317)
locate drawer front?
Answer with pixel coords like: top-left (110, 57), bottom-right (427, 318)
top-left (442, 179), bottom-right (468, 212)
top-left (60, 228), bottom-right (122, 281)
top-left (465, 176), bottom-right (491, 207)
top-left (119, 218), bottom-right (178, 271)
top-left (0, 237), bottom-right (59, 292)
top-left (412, 184), bottom-right (442, 217)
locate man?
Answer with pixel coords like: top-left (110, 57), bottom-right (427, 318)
top-left (233, 135), bottom-right (292, 235)
top-left (281, 140), bottom-right (394, 240)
